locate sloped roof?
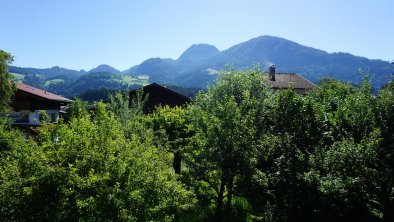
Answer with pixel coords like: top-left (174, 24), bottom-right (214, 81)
top-left (130, 83), bottom-right (191, 113)
top-left (263, 73), bottom-right (316, 92)
top-left (15, 82), bottom-right (72, 103)
top-left (131, 83), bottom-right (191, 102)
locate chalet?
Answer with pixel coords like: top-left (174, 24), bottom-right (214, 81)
top-left (130, 83), bottom-right (191, 114)
top-left (264, 65), bottom-right (316, 94)
top-left (9, 82), bottom-right (72, 126)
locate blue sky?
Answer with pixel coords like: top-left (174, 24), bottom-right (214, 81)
top-left (1, 0), bottom-right (393, 71)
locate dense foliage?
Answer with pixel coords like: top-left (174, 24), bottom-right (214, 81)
top-left (1, 66), bottom-right (394, 221)
top-left (0, 102), bottom-right (195, 221)
top-left (183, 68), bottom-right (392, 221)
top-left (77, 88), bottom-right (126, 103)
top-left (45, 72), bottom-right (142, 98)
top-left (76, 85), bottom-right (201, 103)
top-left (0, 50), bottom-right (15, 114)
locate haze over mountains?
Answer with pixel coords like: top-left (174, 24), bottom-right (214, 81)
top-left (9, 35), bottom-right (394, 96)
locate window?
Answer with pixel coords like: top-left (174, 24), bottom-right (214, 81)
top-left (51, 113), bottom-right (57, 123)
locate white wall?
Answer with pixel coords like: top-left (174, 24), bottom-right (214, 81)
top-left (11, 110), bottom-right (59, 125)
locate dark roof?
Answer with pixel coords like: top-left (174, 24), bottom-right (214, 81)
top-left (15, 82), bottom-right (73, 103)
top-left (130, 83), bottom-right (191, 113)
top-left (263, 73), bottom-right (316, 93)
top-left (131, 83), bottom-right (191, 102)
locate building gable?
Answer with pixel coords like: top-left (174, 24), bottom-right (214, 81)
top-left (130, 83), bottom-right (191, 114)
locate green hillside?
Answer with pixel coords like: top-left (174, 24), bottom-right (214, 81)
top-left (11, 73), bottom-right (24, 81)
top-left (11, 71), bottom-right (146, 98)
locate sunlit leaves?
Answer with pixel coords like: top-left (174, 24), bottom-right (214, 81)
top-left (0, 102), bottom-right (195, 221)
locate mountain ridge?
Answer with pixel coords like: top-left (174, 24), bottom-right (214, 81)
top-left (124, 35), bottom-right (393, 88)
top-left (10, 35), bottom-right (394, 91)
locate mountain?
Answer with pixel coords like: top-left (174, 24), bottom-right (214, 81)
top-left (177, 44), bottom-right (220, 68)
top-left (125, 36), bottom-right (393, 88)
top-left (123, 65), bottom-right (139, 75)
top-left (9, 66), bottom-right (87, 92)
top-left (123, 44), bottom-right (221, 86)
top-left (131, 58), bottom-right (179, 83)
top-left (44, 71), bottom-right (147, 98)
top-left (88, 64), bottom-right (121, 75)
top-left (10, 66), bottom-right (146, 98)
top-left (214, 36), bottom-right (391, 85)
top-left (53, 72), bottom-right (127, 96)
top-left (9, 66), bottom-right (86, 78)
top-left (10, 35), bottom-right (394, 92)
top-left (213, 36), bottom-right (328, 69)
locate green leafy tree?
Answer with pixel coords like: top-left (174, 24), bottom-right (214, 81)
top-left (309, 132), bottom-right (380, 221)
top-left (107, 91), bottom-right (146, 124)
top-left (0, 102), bottom-right (195, 221)
top-left (63, 98), bottom-right (89, 122)
top-left (152, 105), bottom-right (192, 174)
top-left (0, 50), bottom-right (15, 114)
top-left (375, 82), bottom-right (394, 222)
top-left (304, 79), bottom-right (381, 221)
top-left (250, 88), bottom-right (322, 221)
top-left (308, 78), bottom-right (375, 144)
top-left (106, 90), bottom-right (150, 144)
top-left (188, 67), bottom-right (269, 221)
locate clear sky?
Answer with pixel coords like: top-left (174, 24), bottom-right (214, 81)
top-left (1, 0), bottom-right (393, 71)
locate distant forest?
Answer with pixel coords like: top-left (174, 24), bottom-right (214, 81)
top-left (10, 66), bottom-right (203, 102)
top-left (77, 85), bottom-right (203, 103)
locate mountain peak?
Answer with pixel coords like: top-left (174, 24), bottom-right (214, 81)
top-left (217, 35), bottom-right (328, 69)
top-left (178, 44), bottom-right (219, 62)
top-left (88, 64), bottom-right (121, 74)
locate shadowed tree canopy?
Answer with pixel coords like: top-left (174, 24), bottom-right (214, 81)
top-left (0, 50), bottom-right (15, 114)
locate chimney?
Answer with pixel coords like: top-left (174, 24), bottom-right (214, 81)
top-left (269, 64), bottom-right (276, 81)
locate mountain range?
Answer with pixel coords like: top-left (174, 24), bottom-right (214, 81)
top-left (9, 35), bottom-right (394, 96)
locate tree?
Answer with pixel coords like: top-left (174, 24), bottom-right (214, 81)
top-left (305, 79), bottom-right (381, 221)
top-left (308, 133), bottom-right (380, 221)
top-left (0, 50), bottom-right (15, 114)
top-left (62, 98), bottom-right (89, 122)
top-left (0, 102), bottom-right (196, 221)
top-left (152, 105), bottom-right (192, 174)
top-left (188, 67), bottom-right (269, 221)
top-left (250, 88), bottom-right (322, 221)
top-left (375, 81), bottom-right (394, 222)
top-left (107, 92), bottom-right (134, 124)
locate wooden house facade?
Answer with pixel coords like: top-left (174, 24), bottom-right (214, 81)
top-left (10, 82), bottom-right (72, 126)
